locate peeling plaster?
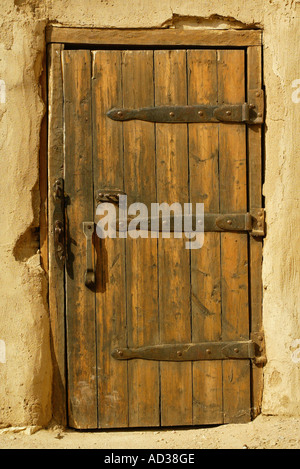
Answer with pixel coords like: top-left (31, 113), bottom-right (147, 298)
top-left (161, 13), bottom-right (262, 30)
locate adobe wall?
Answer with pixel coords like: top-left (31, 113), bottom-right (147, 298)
top-left (0, 0), bottom-right (299, 426)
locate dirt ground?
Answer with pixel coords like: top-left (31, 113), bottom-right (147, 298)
top-left (0, 415), bottom-right (299, 449)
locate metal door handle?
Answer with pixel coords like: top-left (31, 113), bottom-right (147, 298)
top-left (83, 222), bottom-right (95, 289)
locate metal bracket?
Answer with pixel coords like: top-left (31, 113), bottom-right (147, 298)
top-left (54, 220), bottom-right (65, 263)
top-left (107, 90), bottom-right (264, 124)
top-left (53, 177), bottom-right (64, 201)
top-left (251, 331), bottom-right (267, 366)
top-left (250, 208), bottom-right (265, 237)
top-left (248, 89), bottom-right (265, 124)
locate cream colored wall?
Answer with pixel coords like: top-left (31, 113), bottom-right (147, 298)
top-left (0, 0), bottom-right (299, 426)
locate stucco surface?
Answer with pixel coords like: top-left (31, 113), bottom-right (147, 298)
top-left (0, 0), bottom-right (299, 426)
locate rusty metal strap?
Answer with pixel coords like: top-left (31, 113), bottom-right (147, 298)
top-left (115, 210), bottom-right (265, 237)
top-left (107, 91), bottom-right (264, 124)
top-left (112, 341), bottom-right (256, 361)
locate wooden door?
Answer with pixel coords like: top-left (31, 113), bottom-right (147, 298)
top-left (49, 40), bottom-right (265, 429)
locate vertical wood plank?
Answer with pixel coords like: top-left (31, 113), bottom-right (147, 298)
top-left (92, 51), bottom-right (128, 428)
top-left (63, 50), bottom-right (97, 429)
top-left (218, 49), bottom-right (251, 423)
top-left (247, 45), bottom-right (264, 418)
top-left (155, 50), bottom-right (192, 426)
top-left (122, 50), bottom-right (160, 427)
top-left (187, 49), bottom-right (223, 424)
top-left (48, 43), bottom-right (67, 425)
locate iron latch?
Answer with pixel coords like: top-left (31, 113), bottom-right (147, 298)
top-left (53, 178), bottom-right (65, 266)
top-left (107, 90), bottom-right (264, 124)
top-left (96, 189), bottom-right (125, 205)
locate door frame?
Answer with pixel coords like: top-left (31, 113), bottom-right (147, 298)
top-left (45, 26), bottom-right (264, 426)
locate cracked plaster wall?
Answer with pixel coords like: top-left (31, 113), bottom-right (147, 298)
top-left (0, 0), bottom-right (299, 426)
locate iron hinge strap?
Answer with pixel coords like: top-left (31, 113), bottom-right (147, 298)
top-left (107, 90), bottom-right (264, 124)
top-left (113, 210), bottom-right (265, 237)
top-left (112, 338), bottom-right (266, 364)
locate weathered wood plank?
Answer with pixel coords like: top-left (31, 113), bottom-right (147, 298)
top-left (47, 43), bottom-right (67, 426)
top-left (122, 50), bottom-right (160, 427)
top-left (46, 27), bottom-right (262, 47)
top-left (63, 50), bottom-right (97, 429)
top-left (187, 49), bottom-right (223, 425)
top-left (218, 49), bottom-right (251, 423)
top-left (155, 49), bottom-right (192, 426)
top-left (92, 50), bottom-right (128, 428)
top-left (247, 45), bottom-right (264, 418)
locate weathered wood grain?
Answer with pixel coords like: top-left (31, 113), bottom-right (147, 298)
top-left (247, 45), bottom-right (264, 418)
top-left (46, 27), bottom-right (262, 47)
top-left (155, 50), bottom-right (193, 426)
top-left (92, 50), bottom-right (128, 428)
top-left (218, 49), bottom-right (251, 423)
top-left (122, 50), bottom-right (160, 427)
top-left (47, 43), bottom-right (67, 426)
top-left (187, 49), bottom-right (223, 425)
top-left (63, 50), bottom-right (97, 429)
